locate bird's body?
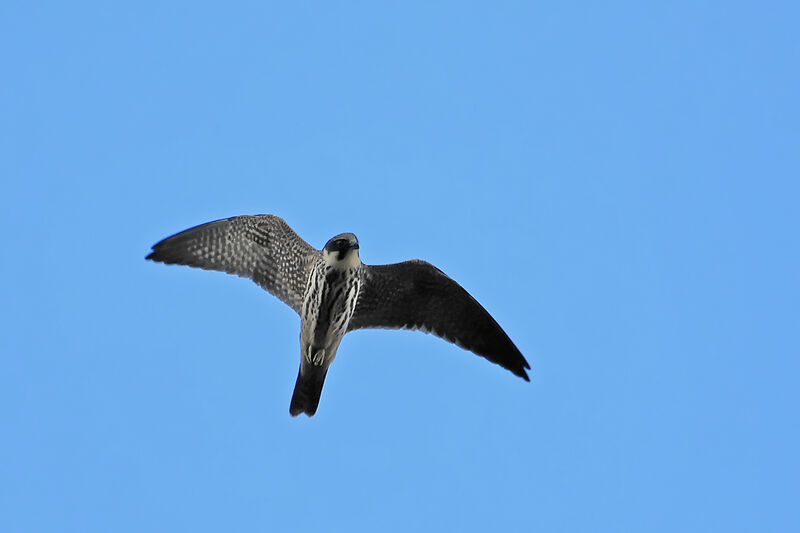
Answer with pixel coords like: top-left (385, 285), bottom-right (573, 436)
top-left (293, 236), bottom-right (362, 415)
top-left (147, 215), bottom-right (529, 417)
top-left (301, 238), bottom-right (362, 364)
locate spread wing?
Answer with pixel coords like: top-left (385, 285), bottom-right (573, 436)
top-left (146, 214), bottom-right (319, 314)
top-left (348, 260), bottom-right (530, 380)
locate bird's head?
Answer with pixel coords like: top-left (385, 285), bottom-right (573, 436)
top-left (323, 233), bottom-right (361, 267)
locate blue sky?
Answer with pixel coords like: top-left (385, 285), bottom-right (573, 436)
top-left (2, 1), bottom-right (798, 531)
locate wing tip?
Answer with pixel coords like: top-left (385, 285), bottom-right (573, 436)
top-left (145, 245), bottom-right (188, 266)
top-left (515, 366), bottom-right (531, 382)
top-left (506, 347), bottom-right (531, 381)
top-left (145, 244), bottom-right (171, 264)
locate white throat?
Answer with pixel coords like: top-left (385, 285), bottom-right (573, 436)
top-left (323, 248), bottom-right (362, 270)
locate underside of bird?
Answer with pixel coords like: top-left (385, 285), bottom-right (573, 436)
top-left (146, 214), bottom-right (531, 419)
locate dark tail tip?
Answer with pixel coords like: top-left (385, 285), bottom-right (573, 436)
top-left (289, 365), bottom-right (328, 417)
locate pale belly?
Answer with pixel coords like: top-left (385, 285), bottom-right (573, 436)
top-left (300, 266), bottom-right (361, 364)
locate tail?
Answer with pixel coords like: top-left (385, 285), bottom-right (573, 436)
top-left (289, 363), bottom-right (329, 417)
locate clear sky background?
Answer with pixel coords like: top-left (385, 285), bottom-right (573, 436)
top-left (2, 2), bottom-right (798, 531)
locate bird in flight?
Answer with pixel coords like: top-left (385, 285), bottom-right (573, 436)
top-left (146, 215), bottom-right (529, 417)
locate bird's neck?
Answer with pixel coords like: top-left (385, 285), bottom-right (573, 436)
top-left (322, 249), bottom-right (362, 270)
